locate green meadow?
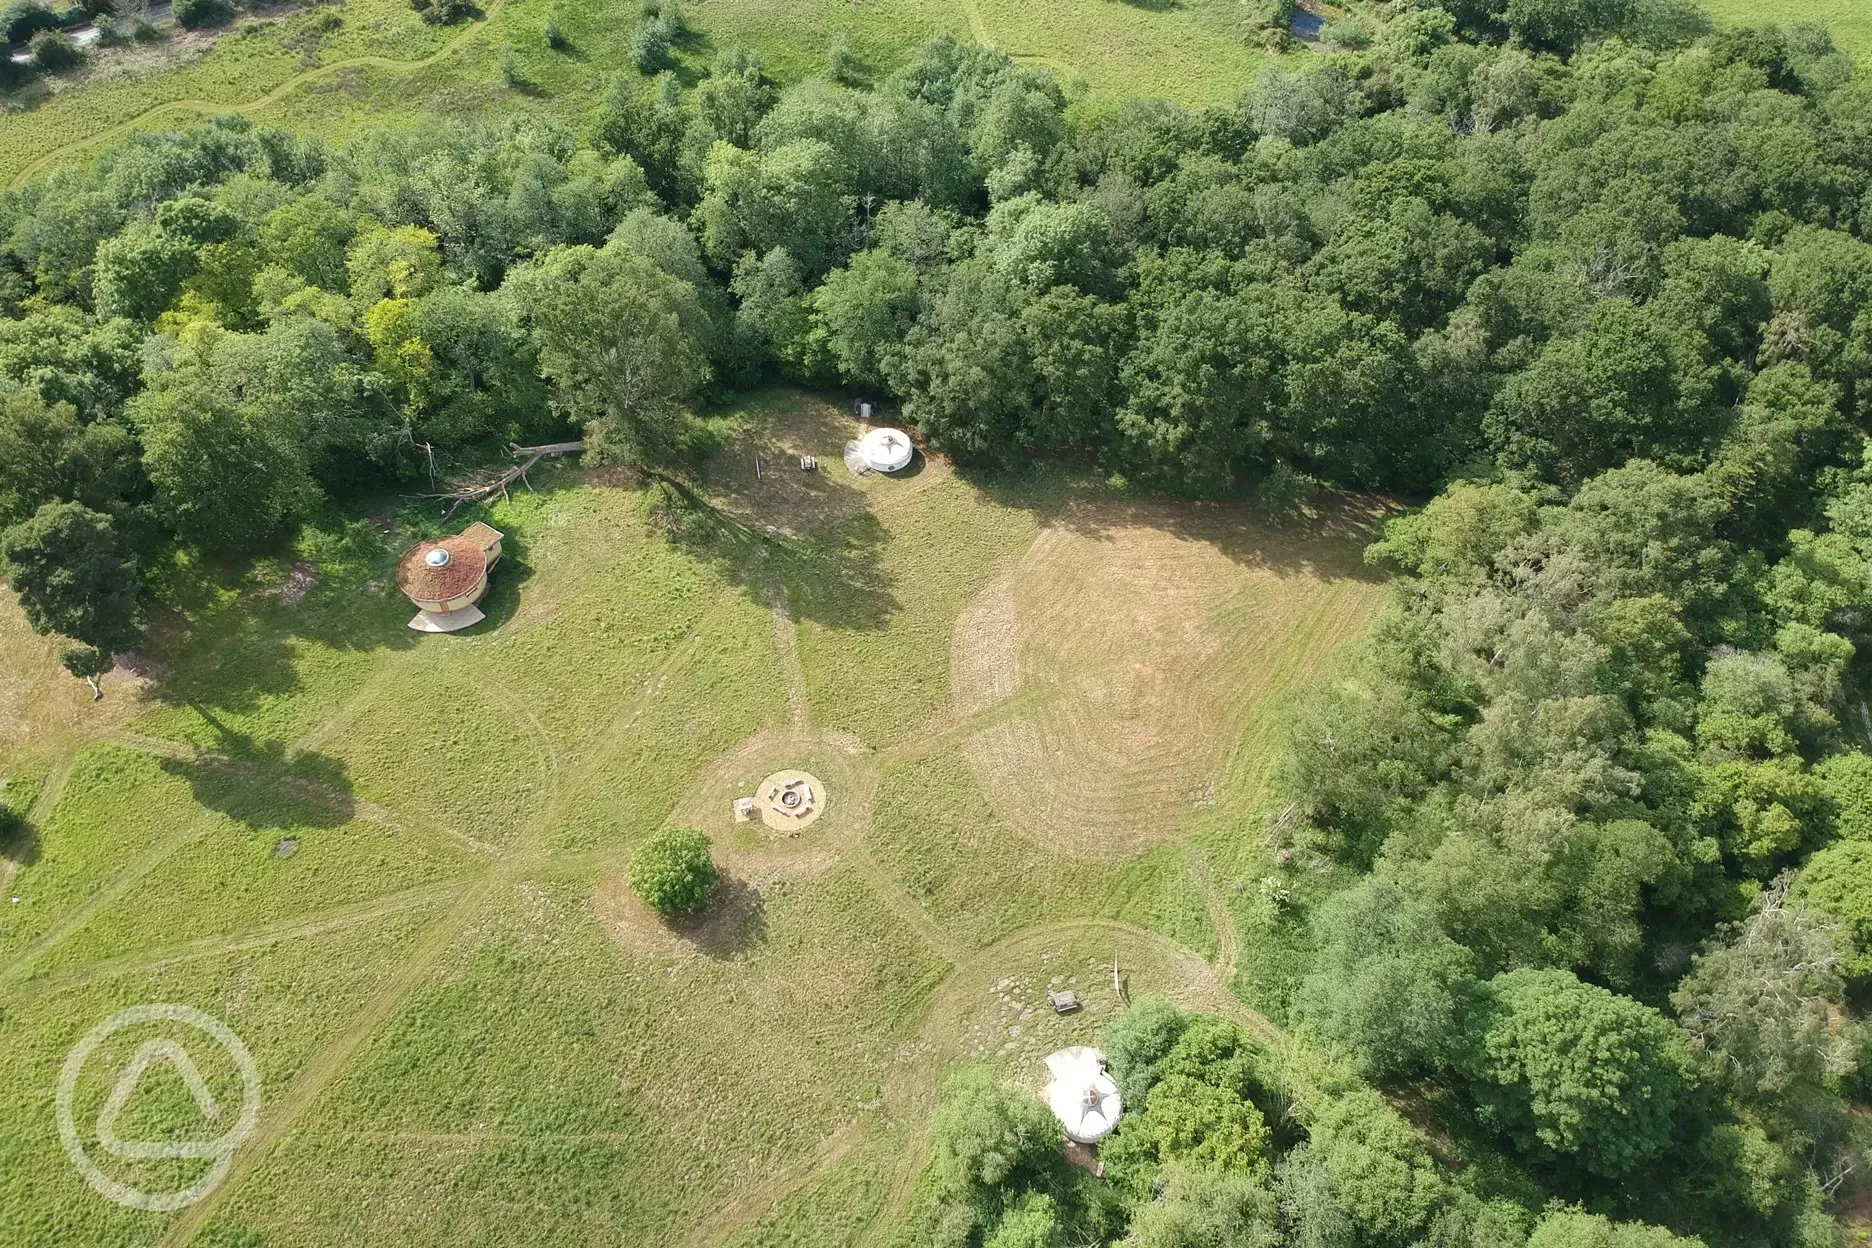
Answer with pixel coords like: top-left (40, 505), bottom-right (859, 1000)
top-left (0, 390), bottom-right (1388, 1245)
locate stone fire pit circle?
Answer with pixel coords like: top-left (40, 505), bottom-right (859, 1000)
top-left (754, 769), bottom-right (826, 832)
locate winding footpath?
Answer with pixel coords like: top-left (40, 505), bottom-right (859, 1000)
top-left (5, 0), bottom-right (511, 190)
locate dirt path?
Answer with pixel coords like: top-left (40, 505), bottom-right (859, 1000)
top-left (4, 877), bottom-right (465, 1006)
top-left (5, 0), bottom-right (512, 189)
top-left (769, 581), bottom-right (810, 731)
top-left (683, 1119), bottom-right (867, 1248)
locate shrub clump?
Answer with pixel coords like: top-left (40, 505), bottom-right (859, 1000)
top-left (172, 0), bottom-right (234, 28)
top-left (409, 0), bottom-right (472, 25)
top-left (28, 27), bottom-right (81, 71)
top-left (629, 826), bottom-right (716, 917)
top-left (629, 0), bottom-right (681, 72)
top-left (0, 0), bottom-right (64, 45)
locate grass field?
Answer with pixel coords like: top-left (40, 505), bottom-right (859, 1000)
top-left (0, 0), bottom-right (1267, 187)
top-left (0, 388), bottom-right (1388, 1244)
top-left (4, 0), bottom-right (1869, 188)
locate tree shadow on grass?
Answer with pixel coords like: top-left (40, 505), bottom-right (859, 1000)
top-left (667, 873), bottom-right (767, 958)
top-left (146, 567), bottom-right (423, 723)
top-left (959, 459), bottom-right (1400, 586)
top-left (157, 707), bottom-right (357, 831)
top-left (655, 480), bottom-right (899, 632)
top-left (0, 808), bottom-right (39, 873)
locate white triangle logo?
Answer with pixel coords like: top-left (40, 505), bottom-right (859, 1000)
top-left (94, 1038), bottom-right (225, 1161)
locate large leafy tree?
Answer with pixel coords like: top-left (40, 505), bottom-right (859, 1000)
top-left (1461, 968), bottom-right (1695, 1179)
top-left (696, 138), bottom-right (854, 275)
top-left (514, 244), bottom-right (711, 468)
top-left (1484, 300), bottom-right (1718, 484)
top-left (1294, 878), bottom-right (1478, 1077)
top-left (0, 501), bottom-right (140, 696)
top-left (0, 391), bottom-right (142, 529)
top-left (1672, 876), bottom-right (1855, 1095)
top-left (130, 380), bottom-right (316, 552)
top-left (809, 248), bottom-right (921, 388)
top-left (1794, 841), bottom-right (1872, 984)
top-left (91, 224), bottom-right (197, 323)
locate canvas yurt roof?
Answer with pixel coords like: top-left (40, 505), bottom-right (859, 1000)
top-left (1044, 1046), bottom-right (1123, 1145)
top-left (396, 536), bottom-right (488, 603)
top-left (858, 427), bottom-right (915, 474)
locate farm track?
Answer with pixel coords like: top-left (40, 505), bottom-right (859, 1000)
top-left (2, 877), bottom-right (464, 1006)
top-left (0, 808), bottom-right (215, 986)
top-left (4, 0), bottom-right (513, 190)
top-left (769, 579), bottom-right (811, 731)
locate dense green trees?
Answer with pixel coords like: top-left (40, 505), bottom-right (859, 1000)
top-left (1462, 969), bottom-right (1695, 1179)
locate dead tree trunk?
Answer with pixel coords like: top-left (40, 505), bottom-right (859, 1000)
top-left (429, 441), bottom-right (586, 515)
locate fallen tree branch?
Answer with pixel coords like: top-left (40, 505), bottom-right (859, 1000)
top-left (426, 441), bottom-right (586, 516)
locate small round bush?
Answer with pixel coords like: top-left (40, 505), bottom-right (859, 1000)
top-left (630, 826), bottom-right (716, 917)
top-left (173, 0), bottom-right (235, 28)
top-left (629, 16), bottom-right (671, 72)
top-left (28, 28), bottom-right (82, 71)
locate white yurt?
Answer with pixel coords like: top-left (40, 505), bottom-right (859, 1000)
top-left (1043, 1047), bottom-right (1123, 1145)
top-left (857, 427), bottom-right (915, 474)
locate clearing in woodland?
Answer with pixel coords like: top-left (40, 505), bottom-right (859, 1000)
top-left (0, 388), bottom-right (1386, 1245)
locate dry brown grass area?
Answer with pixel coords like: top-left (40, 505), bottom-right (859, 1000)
top-left (0, 590), bottom-right (150, 774)
top-left (704, 391), bottom-right (951, 538)
top-left (951, 496), bottom-right (1394, 857)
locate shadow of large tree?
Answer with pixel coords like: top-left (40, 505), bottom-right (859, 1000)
top-left (156, 707), bottom-right (357, 831)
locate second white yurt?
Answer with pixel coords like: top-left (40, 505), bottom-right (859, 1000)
top-left (1043, 1046), bottom-right (1123, 1144)
top-left (857, 427), bottom-right (915, 474)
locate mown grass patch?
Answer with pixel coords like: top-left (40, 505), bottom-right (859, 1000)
top-left (1700, 0), bottom-right (1871, 60)
top-left (543, 588), bottom-right (789, 852)
top-left (205, 864), bottom-right (946, 1244)
top-left (868, 751), bottom-right (1218, 953)
top-left (789, 473), bottom-right (1046, 749)
top-left (976, 0), bottom-right (1267, 103)
top-left (0, 903), bottom-right (441, 1248)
